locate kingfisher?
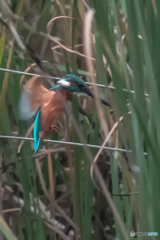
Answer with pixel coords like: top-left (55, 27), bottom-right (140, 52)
top-left (19, 73), bottom-right (110, 153)
top-left (18, 45), bottom-right (110, 153)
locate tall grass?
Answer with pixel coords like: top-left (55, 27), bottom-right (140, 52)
top-left (0, 0), bottom-right (159, 239)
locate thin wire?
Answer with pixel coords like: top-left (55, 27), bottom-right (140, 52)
top-left (0, 135), bottom-right (147, 155)
top-left (0, 67), bottom-right (60, 80)
top-left (0, 67), bottom-right (150, 97)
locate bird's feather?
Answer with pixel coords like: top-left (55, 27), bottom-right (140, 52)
top-left (19, 76), bottom-right (55, 120)
top-left (34, 107), bottom-right (42, 153)
top-left (18, 86), bottom-right (36, 120)
top-left (25, 76), bottom-right (53, 111)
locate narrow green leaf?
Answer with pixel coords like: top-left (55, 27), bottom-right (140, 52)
top-left (0, 216), bottom-right (17, 240)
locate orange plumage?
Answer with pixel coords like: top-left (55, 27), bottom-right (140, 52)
top-left (22, 75), bottom-right (71, 140)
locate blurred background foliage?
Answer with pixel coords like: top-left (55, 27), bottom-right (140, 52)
top-left (0, 0), bottom-right (159, 239)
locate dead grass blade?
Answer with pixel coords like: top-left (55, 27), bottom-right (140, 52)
top-left (47, 16), bottom-right (95, 61)
top-left (91, 116), bottom-right (123, 190)
top-left (51, 44), bottom-right (95, 61)
top-left (84, 9), bottom-right (110, 139)
top-left (152, 0), bottom-right (157, 16)
top-left (48, 151), bottom-right (54, 199)
top-left (47, 16), bottom-right (77, 31)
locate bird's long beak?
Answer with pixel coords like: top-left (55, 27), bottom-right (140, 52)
top-left (84, 90), bottom-right (111, 107)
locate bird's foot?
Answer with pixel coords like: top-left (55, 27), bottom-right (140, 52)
top-left (49, 124), bottom-right (60, 134)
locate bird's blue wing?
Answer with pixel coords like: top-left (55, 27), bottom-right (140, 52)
top-left (34, 107), bottom-right (42, 153)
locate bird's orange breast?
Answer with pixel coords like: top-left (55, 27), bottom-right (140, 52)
top-left (41, 89), bottom-right (70, 132)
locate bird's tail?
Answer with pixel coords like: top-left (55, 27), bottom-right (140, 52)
top-left (34, 107), bottom-right (42, 153)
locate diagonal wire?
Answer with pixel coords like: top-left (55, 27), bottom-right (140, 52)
top-left (0, 67), bottom-right (150, 97)
top-left (0, 135), bottom-right (147, 155)
top-left (0, 67), bottom-right (60, 80)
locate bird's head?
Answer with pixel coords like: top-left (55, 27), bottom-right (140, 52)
top-left (51, 74), bottom-right (89, 92)
top-left (50, 74), bottom-right (110, 107)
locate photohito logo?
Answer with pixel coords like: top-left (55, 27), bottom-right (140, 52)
top-left (130, 231), bottom-right (135, 237)
top-left (130, 231), bottom-right (158, 237)
top-left (148, 232), bottom-right (158, 236)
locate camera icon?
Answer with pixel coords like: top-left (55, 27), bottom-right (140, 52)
top-left (130, 231), bottom-right (135, 237)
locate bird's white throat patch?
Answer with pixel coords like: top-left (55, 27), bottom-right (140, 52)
top-left (57, 79), bottom-right (70, 87)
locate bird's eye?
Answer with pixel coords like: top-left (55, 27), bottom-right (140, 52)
top-left (78, 83), bottom-right (85, 90)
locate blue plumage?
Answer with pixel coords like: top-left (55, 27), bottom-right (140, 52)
top-left (34, 107), bottom-right (42, 153)
top-left (64, 74), bottom-right (87, 86)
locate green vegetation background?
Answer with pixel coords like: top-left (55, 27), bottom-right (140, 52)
top-left (0, 0), bottom-right (159, 240)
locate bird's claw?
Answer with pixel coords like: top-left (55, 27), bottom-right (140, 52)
top-left (49, 125), bottom-right (60, 133)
